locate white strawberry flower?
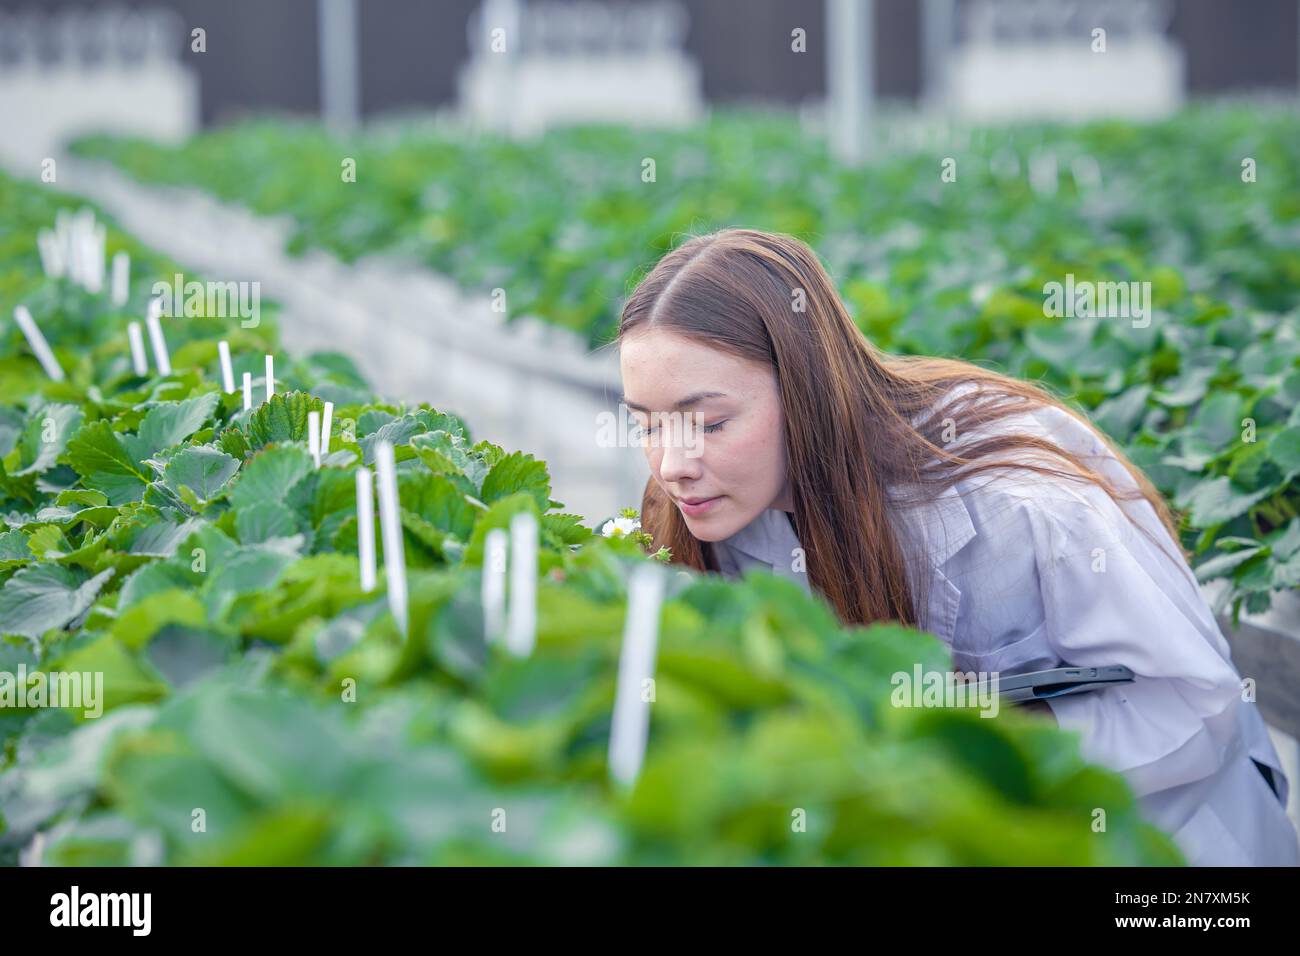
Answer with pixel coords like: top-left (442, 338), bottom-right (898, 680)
top-left (601, 516), bottom-right (641, 538)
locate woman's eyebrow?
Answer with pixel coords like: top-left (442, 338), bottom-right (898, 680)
top-left (620, 390), bottom-right (727, 412)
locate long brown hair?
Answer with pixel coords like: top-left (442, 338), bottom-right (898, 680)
top-left (619, 228), bottom-right (1183, 629)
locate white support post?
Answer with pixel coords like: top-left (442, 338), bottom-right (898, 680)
top-left (826, 0), bottom-right (874, 166)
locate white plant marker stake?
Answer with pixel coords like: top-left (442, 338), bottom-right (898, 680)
top-left (320, 401), bottom-right (334, 457)
top-left (608, 563), bottom-right (667, 789)
top-left (80, 232), bottom-right (98, 291)
top-left (217, 340), bottom-right (235, 394)
top-left (482, 528), bottom-right (508, 643)
top-left (37, 230), bottom-right (64, 278)
top-left (111, 251), bottom-right (130, 307)
top-left (242, 372), bottom-right (253, 411)
top-left (144, 298), bottom-right (171, 375)
top-left (12, 306), bottom-right (65, 381)
top-left (505, 511), bottom-right (538, 657)
top-left (66, 221), bottom-right (84, 287)
top-left (308, 410), bottom-right (322, 468)
top-left (374, 441), bottom-right (408, 636)
top-left (264, 354), bottom-right (275, 403)
top-left (85, 224), bottom-right (106, 294)
top-left (355, 467), bottom-right (377, 593)
top-left (64, 214), bottom-right (85, 290)
top-left (54, 211), bottom-right (72, 273)
top-left (126, 321), bottom-right (148, 375)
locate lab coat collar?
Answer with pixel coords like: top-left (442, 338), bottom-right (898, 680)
top-left (719, 508), bottom-right (799, 566)
top-left (887, 481), bottom-right (978, 646)
top-left (889, 480), bottom-right (978, 571)
top-left (710, 489), bottom-right (974, 641)
top-left (720, 484), bottom-right (978, 573)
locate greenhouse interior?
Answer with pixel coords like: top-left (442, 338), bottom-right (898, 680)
top-left (0, 0), bottom-right (1298, 911)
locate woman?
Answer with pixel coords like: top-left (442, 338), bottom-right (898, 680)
top-left (618, 227), bottom-right (1298, 867)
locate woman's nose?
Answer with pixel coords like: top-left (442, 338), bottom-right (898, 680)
top-left (655, 419), bottom-right (703, 484)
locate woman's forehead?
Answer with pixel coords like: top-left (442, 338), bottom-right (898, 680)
top-left (620, 329), bottom-right (768, 392)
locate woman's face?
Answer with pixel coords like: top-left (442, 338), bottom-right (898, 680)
top-left (619, 328), bottom-right (792, 542)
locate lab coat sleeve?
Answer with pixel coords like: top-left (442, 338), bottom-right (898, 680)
top-left (1030, 491), bottom-right (1245, 799)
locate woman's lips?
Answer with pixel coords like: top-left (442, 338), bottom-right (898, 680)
top-left (676, 495), bottom-right (723, 517)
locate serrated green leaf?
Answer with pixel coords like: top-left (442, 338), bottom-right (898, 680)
top-left (357, 414), bottom-right (427, 464)
top-left (410, 430), bottom-right (488, 490)
top-left (1268, 427), bottom-right (1300, 473)
top-left (236, 501), bottom-right (300, 544)
top-left (246, 391), bottom-right (322, 450)
top-left (65, 420), bottom-right (149, 505)
top-left (1175, 477), bottom-right (1273, 527)
top-left (1194, 546), bottom-right (1267, 583)
top-left (229, 444), bottom-right (313, 509)
top-left (480, 451), bottom-right (551, 512)
top-left (124, 392), bottom-right (221, 461)
top-left (0, 564), bottom-right (114, 639)
top-left (162, 445), bottom-right (241, 504)
top-left (11, 403), bottom-right (83, 477)
top-left (0, 528), bottom-right (33, 568)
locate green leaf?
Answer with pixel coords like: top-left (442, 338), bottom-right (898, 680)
top-left (236, 501), bottom-right (301, 543)
top-left (1176, 477), bottom-right (1273, 527)
top-left (410, 431), bottom-right (488, 490)
top-left (65, 420), bottom-right (150, 505)
top-left (0, 528), bottom-right (33, 568)
top-left (480, 451), bottom-right (551, 512)
top-left (1194, 546), bottom-right (1267, 583)
top-left (541, 513), bottom-right (593, 549)
top-left (1267, 427), bottom-right (1300, 473)
top-left (356, 409), bottom-right (396, 436)
top-left (54, 634), bottom-right (167, 711)
top-left (218, 426), bottom-right (250, 461)
top-left (358, 414), bottom-right (428, 464)
top-left (1091, 385), bottom-right (1150, 441)
top-left (472, 440), bottom-right (507, 469)
top-left (1267, 519), bottom-right (1300, 561)
top-left (204, 547), bottom-right (298, 617)
top-left (246, 391), bottom-right (322, 450)
top-left (11, 403), bottom-right (84, 476)
top-left (24, 524), bottom-right (69, 559)
top-left (110, 589), bottom-right (207, 649)
top-left (162, 446), bottom-right (241, 504)
top-left (1190, 391), bottom-right (1244, 449)
top-left (127, 516), bottom-right (206, 557)
top-left (229, 444), bottom-right (313, 510)
top-left (0, 405), bottom-right (22, 458)
top-left (1153, 366), bottom-right (1215, 407)
top-left (463, 492), bottom-right (542, 566)
top-left (398, 471), bottom-right (479, 543)
top-left (56, 489), bottom-right (108, 508)
top-left (1023, 323), bottom-right (1096, 372)
top-left (0, 564), bottom-right (114, 639)
top-left (120, 561), bottom-right (198, 609)
top-left (298, 467), bottom-right (358, 530)
top-left (125, 392), bottom-right (221, 461)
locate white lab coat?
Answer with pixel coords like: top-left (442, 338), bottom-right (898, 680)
top-left (711, 397), bottom-right (1299, 867)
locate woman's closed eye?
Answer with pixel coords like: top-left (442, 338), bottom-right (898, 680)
top-left (635, 420), bottom-right (727, 437)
